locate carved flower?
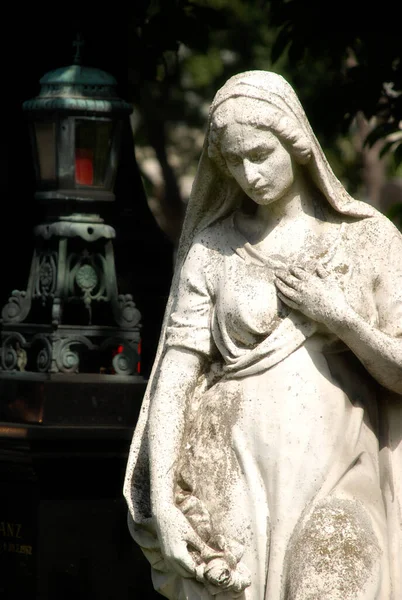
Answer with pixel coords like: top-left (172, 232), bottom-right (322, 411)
top-left (204, 559), bottom-right (231, 587)
top-left (76, 264), bottom-right (98, 291)
top-left (204, 558), bottom-right (251, 593)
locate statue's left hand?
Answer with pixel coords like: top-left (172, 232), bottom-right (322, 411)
top-left (154, 502), bottom-right (211, 580)
top-left (274, 266), bottom-right (349, 328)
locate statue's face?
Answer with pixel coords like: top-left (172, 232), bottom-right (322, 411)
top-left (219, 123), bottom-right (296, 206)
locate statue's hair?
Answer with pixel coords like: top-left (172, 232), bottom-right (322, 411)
top-left (208, 97), bottom-right (312, 177)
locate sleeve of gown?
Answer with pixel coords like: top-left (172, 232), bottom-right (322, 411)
top-left (375, 225), bottom-right (402, 337)
top-left (165, 240), bottom-right (215, 357)
top-left (374, 221), bottom-right (402, 600)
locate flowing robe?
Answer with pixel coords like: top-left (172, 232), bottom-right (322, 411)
top-left (146, 212), bottom-right (402, 600)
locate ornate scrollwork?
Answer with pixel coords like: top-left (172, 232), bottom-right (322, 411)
top-left (75, 264), bottom-right (98, 305)
top-left (113, 294), bottom-right (141, 329)
top-left (112, 344), bottom-right (138, 375)
top-left (99, 337), bottom-right (139, 375)
top-left (1, 333), bottom-right (28, 371)
top-left (54, 336), bottom-right (95, 373)
top-left (37, 347), bottom-right (50, 371)
top-left (1, 290), bottom-right (31, 324)
top-left (66, 250), bottom-right (108, 323)
top-left (60, 347), bottom-right (80, 372)
top-left (0, 224), bottom-right (143, 376)
top-left (35, 251), bottom-right (57, 305)
top-left (2, 344), bottom-right (17, 370)
top-left (32, 335), bottom-right (52, 372)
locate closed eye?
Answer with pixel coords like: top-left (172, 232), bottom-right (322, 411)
top-left (250, 152), bottom-right (269, 163)
top-left (224, 154), bottom-right (242, 166)
top-left (248, 146), bottom-right (274, 162)
top-left (224, 146), bottom-right (274, 167)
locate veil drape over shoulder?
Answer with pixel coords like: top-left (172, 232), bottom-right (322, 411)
top-left (123, 71), bottom-right (402, 598)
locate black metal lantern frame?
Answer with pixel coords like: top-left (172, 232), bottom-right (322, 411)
top-left (30, 114), bottom-right (123, 203)
top-left (22, 64), bottom-right (132, 211)
top-left (0, 64), bottom-right (143, 397)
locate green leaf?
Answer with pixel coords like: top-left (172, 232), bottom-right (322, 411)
top-left (364, 122), bottom-right (399, 148)
top-left (386, 203), bottom-right (402, 229)
top-left (379, 140), bottom-right (397, 158)
top-left (271, 25), bottom-right (291, 64)
top-left (394, 143), bottom-right (402, 168)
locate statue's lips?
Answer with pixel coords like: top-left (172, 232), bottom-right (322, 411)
top-left (251, 185), bottom-right (269, 193)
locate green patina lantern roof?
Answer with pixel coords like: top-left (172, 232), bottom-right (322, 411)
top-left (40, 64), bottom-right (117, 86)
top-left (23, 64), bottom-right (132, 115)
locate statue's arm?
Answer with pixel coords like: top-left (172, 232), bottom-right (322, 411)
top-left (328, 306), bottom-right (402, 394)
top-left (148, 346), bottom-right (211, 576)
top-left (275, 229), bottom-right (402, 394)
top-left (276, 274), bottom-right (402, 393)
top-left (330, 233), bottom-right (402, 394)
top-left (143, 237), bottom-right (218, 575)
top-left (149, 346), bottom-right (202, 507)
top-left (150, 238), bottom-right (215, 507)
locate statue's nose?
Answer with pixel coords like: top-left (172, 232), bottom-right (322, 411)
top-left (243, 158), bottom-right (258, 184)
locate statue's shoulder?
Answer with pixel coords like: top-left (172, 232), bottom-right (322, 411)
top-left (344, 209), bottom-right (402, 258)
top-left (193, 217), bottom-right (233, 255)
top-left (344, 206), bottom-right (397, 236)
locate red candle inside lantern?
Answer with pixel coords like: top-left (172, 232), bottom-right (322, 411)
top-left (137, 339), bottom-right (142, 374)
top-left (75, 148), bottom-right (94, 185)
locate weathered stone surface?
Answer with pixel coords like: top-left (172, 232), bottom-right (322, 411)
top-left (124, 71), bottom-right (402, 599)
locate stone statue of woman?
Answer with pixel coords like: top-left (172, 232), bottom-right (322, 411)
top-left (124, 71), bottom-right (402, 600)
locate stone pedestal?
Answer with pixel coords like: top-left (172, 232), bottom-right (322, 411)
top-left (0, 372), bottom-right (146, 426)
top-left (0, 423), bottom-right (159, 599)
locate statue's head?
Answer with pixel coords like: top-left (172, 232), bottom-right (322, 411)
top-left (208, 96), bottom-right (312, 179)
top-left (207, 96), bottom-right (312, 206)
top-left (178, 71), bottom-right (374, 241)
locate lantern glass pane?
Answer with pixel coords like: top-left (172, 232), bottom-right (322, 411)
top-left (35, 122), bottom-right (56, 181)
top-left (75, 120), bottom-right (113, 186)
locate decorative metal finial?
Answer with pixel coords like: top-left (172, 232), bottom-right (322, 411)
top-left (73, 32), bottom-right (85, 65)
